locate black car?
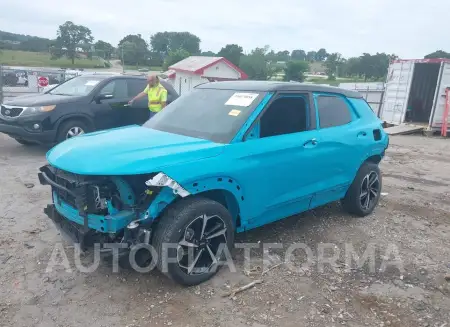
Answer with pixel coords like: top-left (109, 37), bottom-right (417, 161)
top-left (0, 74), bottom-right (179, 145)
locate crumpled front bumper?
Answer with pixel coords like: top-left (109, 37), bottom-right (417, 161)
top-left (38, 166), bottom-right (136, 234)
top-left (44, 203), bottom-right (97, 248)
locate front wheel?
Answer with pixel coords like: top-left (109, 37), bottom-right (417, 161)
top-left (152, 197), bottom-right (235, 286)
top-left (341, 162), bottom-right (382, 217)
top-left (56, 119), bottom-right (90, 143)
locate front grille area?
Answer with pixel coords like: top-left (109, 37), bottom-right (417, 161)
top-left (40, 165), bottom-right (87, 208)
top-left (54, 174), bottom-right (78, 207)
top-left (1, 105), bottom-right (24, 118)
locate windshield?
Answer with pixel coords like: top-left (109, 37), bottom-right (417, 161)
top-left (144, 88), bottom-right (266, 143)
top-left (48, 76), bottom-right (105, 96)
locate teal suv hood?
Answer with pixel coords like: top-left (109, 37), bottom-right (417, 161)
top-left (46, 125), bottom-right (225, 175)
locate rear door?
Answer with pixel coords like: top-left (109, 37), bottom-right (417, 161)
top-left (310, 93), bottom-right (363, 209)
top-left (379, 61), bottom-right (415, 125)
top-left (90, 79), bottom-right (130, 130)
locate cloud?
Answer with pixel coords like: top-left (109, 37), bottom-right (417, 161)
top-left (0, 0), bottom-right (447, 58)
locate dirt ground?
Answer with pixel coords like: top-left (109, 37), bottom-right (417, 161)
top-left (0, 133), bottom-right (449, 327)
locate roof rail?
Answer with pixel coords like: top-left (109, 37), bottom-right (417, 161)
top-left (120, 72), bottom-right (147, 76)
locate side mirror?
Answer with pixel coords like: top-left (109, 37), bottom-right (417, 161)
top-left (95, 93), bottom-right (113, 103)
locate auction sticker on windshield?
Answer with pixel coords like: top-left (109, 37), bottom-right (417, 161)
top-left (225, 93), bottom-right (259, 107)
top-left (85, 80), bottom-right (100, 86)
top-left (228, 109), bottom-right (241, 116)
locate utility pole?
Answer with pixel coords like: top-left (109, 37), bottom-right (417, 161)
top-left (121, 46), bottom-right (125, 73)
top-left (0, 64), bottom-right (3, 104)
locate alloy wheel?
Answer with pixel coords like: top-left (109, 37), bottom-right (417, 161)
top-left (66, 127), bottom-right (85, 139)
top-left (177, 214), bottom-right (227, 275)
top-left (360, 171), bottom-right (380, 211)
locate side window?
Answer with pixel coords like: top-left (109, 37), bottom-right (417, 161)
top-left (98, 79), bottom-right (128, 98)
top-left (128, 79), bottom-right (147, 97)
top-left (316, 95), bottom-right (352, 128)
top-left (259, 95), bottom-right (309, 138)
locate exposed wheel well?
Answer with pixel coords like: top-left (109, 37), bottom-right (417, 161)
top-left (365, 154), bottom-right (382, 165)
top-left (197, 190), bottom-right (241, 227)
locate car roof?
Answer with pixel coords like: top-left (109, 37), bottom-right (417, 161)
top-left (196, 80), bottom-right (363, 98)
top-left (79, 73), bottom-right (147, 80)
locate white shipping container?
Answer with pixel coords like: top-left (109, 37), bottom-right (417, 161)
top-left (379, 59), bottom-right (450, 131)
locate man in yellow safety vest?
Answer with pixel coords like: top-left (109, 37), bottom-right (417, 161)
top-left (129, 74), bottom-right (168, 118)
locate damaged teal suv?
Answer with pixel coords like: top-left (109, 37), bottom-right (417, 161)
top-left (39, 81), bottom-right (389, 285)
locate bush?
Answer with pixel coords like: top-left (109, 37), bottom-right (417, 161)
top-left (283, 60), bottom-right (309, 82)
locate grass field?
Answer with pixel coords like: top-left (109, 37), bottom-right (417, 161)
top-left (0, 49), bottom-right (108, 68)
top-left (124, 65), bottom-right (162, 72)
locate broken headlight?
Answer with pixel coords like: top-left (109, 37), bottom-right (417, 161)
top-left (145, 173), bottom-right (190, 197)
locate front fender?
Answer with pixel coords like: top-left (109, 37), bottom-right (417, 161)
top-left (147, 175), bottom-right (246, 223)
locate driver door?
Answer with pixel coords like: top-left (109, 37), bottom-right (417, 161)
top-left (90, 79), bottom-right (130, 130)
top-left (231, 93), bottom-right (322, 229)
top-left (127, 79), bottom-right (151, 125)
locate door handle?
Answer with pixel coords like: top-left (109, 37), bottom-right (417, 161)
top-left (303, 138), bottom-right (318, 147)
top-left (357, 131), bottom-right (367, 137)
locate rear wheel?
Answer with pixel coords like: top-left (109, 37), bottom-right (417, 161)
top-left (56, 119), bottom-right (90, 143)
top-left (341, 162), bottom-right (382, 217)
top-left (152, 197), bottom-right (234, 286)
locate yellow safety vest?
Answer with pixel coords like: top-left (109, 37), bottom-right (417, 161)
top-left (144, 83), bottom-right (168, 113)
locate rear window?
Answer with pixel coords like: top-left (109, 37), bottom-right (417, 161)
top-left (316, 95), bottom-right (352, 128)
top-left (347, 98), bottom-right (379, 118)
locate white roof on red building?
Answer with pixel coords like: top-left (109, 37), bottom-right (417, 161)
top-left (168, 56), bottom-right (248, 79)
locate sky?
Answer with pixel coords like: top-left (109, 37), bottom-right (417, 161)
top-left (0, 0), bottom-right (447, 59)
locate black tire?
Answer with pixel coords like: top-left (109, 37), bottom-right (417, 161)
top-left (56, 119), bottom-right (90, 144)
top-left (152, 197), bottom-right (235, 286)
top-left (341, 162), bottom-right (382, 217)
top-left (14, 139), bottom-right (36, 146)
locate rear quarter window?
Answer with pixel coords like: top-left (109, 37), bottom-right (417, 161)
top-left (316, 95), bottom-right (352, 128)
top-left (347, 98), bottom-right (379, 119)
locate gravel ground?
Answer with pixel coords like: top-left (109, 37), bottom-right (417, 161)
top-left (0, 133), bottom-right (449, 327)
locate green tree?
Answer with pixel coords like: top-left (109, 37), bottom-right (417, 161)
top-left (291, 49), bottom-right (306, 61)
top-left (341, 57), bottom-right (361, 77)
top-left (284, 60), bottom-right (309, 82)
top-left (162, 48), bottom-right (190, 70)
top-left (118, 34), bottom-right (149, 66)
top-left (95, 40), bottom-right (114, 60)
top-left (324, 52), bottom-right (345, 79)
top-left (53, 21), bottom-right (93, 64)
top-left (151, 32), bottom-right (200, 56)
top-left (315, 48), bottom-right (328, 61)
top-left (217, 44), bottom-right (243, 66)
top-left (358, 52), bottom-right (394, 81)
top-left (200, 51), bottom-right (216, 56)
top-left (306, 51), bottom-right (317, 62)
top-left (276, 50), bottom-right (290, 62)
top-left (18, 38), bottom-right (52, 52)
top-left (239, 46), bottom-right (276, 80)
top-left (424, 50), bottom-right (450, 59)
